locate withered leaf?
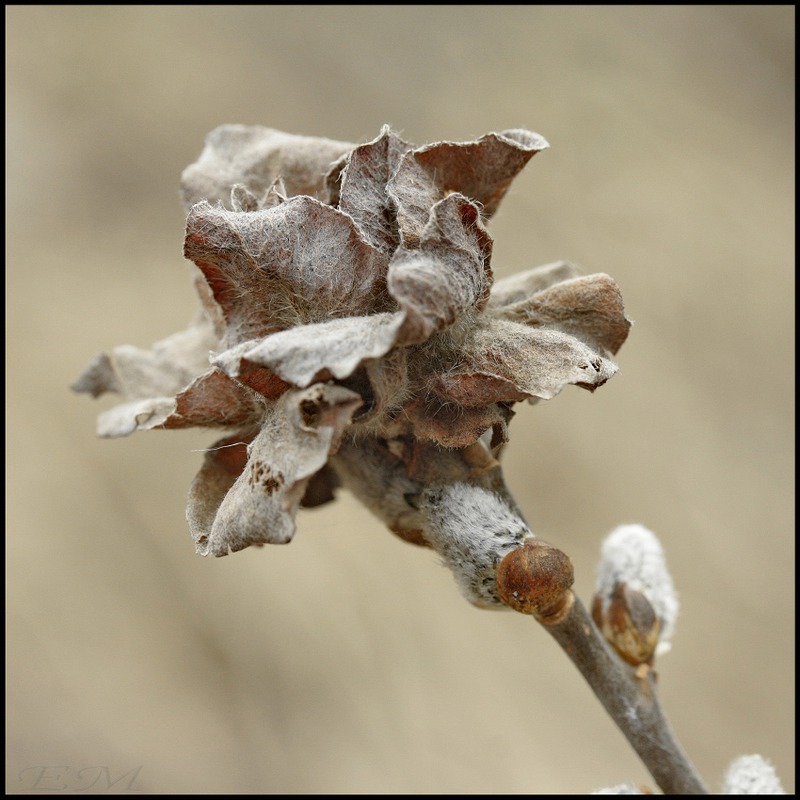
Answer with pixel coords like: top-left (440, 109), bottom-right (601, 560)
top-left (186, 430), bottom-right (254, 554)
top-left (229, 180), bottom-right (287, 213)
top-left (297, 463), bottom-right (341, 508)
top-left (193, 384), bottom-right (362, 555)
top-left (78, 124), bottom-right (633, 579)
top-left (432, 317), bottom-right (619, 407)
top-left (181, 125), bottom-right (354, 211)
top-left (214, 312), bottom-right (405, 388)
top-left (357, 347), bottom-right (409, 424)
top-left (488, 260), bottom-right (583, 308)
top-left (93, 368), bottom-right (266, 438)
top-left (402, 397), bottom-right (515, 450)
top-left (492, 272), bottom-right (631, 356)
top-left (94, 396), bottom-right (179, 438)
top-left (72, 314), bottom-right (218, 401)
top-left (72, 312), bottom-right (255, 438)
top-left (388, 193), bottom-right (493, 344)
top-left (326, 125), bottom-right (414, 254)
top-left (166, 369), bottom-right (267, 428)
top-left (388, 129), bottom-right (548, 246)
top-left (184, 198), bottom-right (392, 346)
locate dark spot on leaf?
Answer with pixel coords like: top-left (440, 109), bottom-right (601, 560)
top-left (299, 398), bottom-right (320, 427)
top-left (249, 459), bottom-right (285, 494)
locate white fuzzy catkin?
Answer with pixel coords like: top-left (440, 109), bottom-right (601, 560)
top-left (596, 524), bottom-right (679, 654)
top-left (722, 755), bottom-right (785, 794)
top-left (593, 754), bottom-right (785, 795)
top-left (420, 483), bottom-right (532, 607)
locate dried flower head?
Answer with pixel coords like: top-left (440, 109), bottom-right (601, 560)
top-left (73, 124), bottom-right (631, 606)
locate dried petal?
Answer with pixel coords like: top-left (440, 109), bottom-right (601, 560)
top-left (167, 369), bottom-right (267, 428)
top-left (230, 179), bottom-right (287, 213)
top-left (94, 396), bottom-right (178, 438)
top-left (403, 397), bottom-right (514, 449)
top-left (73, 313), bottom-right (241, 438)
top-left (181, 124), bottom-right (354, 210)
top-left (78, 124), bottom-right (633, 582)
top-left (297, 463), bottom-right (341, 508)
top-left (230, 183), bottom-right (260, 213)
top-left (187, 431), bottom-right (254, 552)
top-left (357, 347), bottom-right (409, 423)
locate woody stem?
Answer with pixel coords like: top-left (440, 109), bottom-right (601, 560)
top-left (540, 594), bottom-right (709, 794)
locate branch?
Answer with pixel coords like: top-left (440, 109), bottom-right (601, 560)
top-left (333, 438), bottom-right (709, 792)
top-left (548, 596), bottom-right (707, 793)
top-left (496, 539), bottom-right (709, 795)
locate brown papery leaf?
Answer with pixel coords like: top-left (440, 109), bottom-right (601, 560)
top-left (184, 198), bottom-right (392, 346)
top-left (186, 430), bottom-right (255, 554)
top-left (388, 193), bottom-right (493, 344)
top-left (389, 129), bottom-right (548, 246)
top-left (167, 369), bottom-right (267, 428)
top-left (92, 369), bottom-right (266, 438)
top-left (197, 384), bottom-right (362, 555)
top-left (297, 463), bottom-right (341, 508)
top-left (230, 179), bottom-right (287, 213)
top-left (403, 397), bottom-right (514, 449)
top-left (76, 123), bottom-right (634, 570)
top-left (493, 272), bottom-right (631, 356)
top-left (94, 396), bottom-right (180, 438)
top-left (181, 125), bottom-right (354, 211)
top-left (433, 317), bottom-right (619, 407)
top-left (326, 125), bottom-right (414, 254)
top-left (214, 312), bottom-right (406, 389)
top-left (72, 314), bottom-right (218, 401)
top-left (488, 260), bottom-right (583, 308)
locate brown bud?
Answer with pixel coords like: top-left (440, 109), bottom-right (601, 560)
top-left (592, 582), bottom-right (661, 666)
top-left (496, 539), bottom-right (574, 622)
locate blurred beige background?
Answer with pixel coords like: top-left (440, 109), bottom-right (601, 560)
top-left (6, 6), bottom-right (794, 794)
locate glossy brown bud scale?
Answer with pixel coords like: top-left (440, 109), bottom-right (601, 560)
top-left (592, 582), bottom-right (661, 666)
top-left (496, 539), bottom-right (574, 621)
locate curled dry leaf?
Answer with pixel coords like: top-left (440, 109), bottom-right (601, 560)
top-left (188, 384), bottom-right (362, 555)
top-left (74, 124), bottom-right (632, 605)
